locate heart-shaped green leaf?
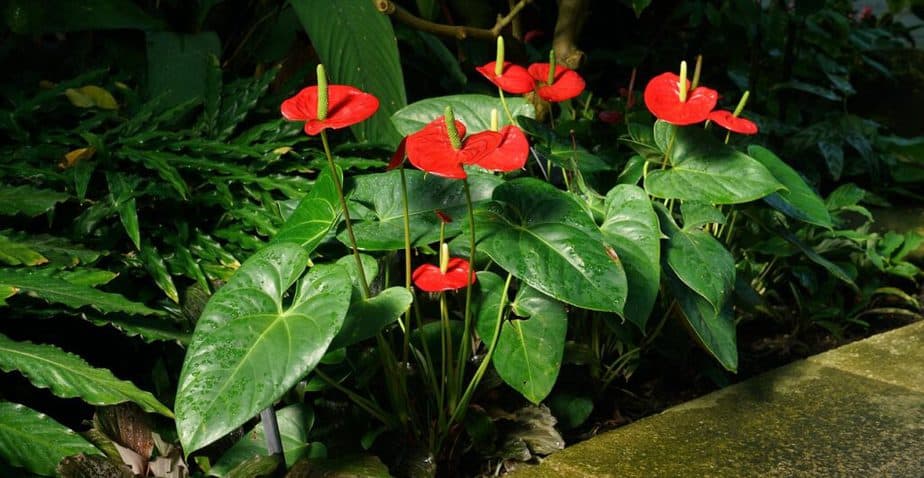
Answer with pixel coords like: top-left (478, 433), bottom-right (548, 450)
top-left (175, 244), bottom-right (352, 453)
top-left (0, 401), bottom-right (101, 476)
top-left (748, 145), bottom-right (833, 228)
top-left (472, 178), bottom-right (626, 313)
top-left (329, 286), bottom-right (413, 350)
top-left (656, 205), bottom-right (734, 313)
top-left (477, 284), bottom-right (567, 404)
top-left (343, 169), bottom-right (501, 251)
top-left (272, 165), bottom-right (342, 251)
top-left (668, 270), bottom-right (738, 372)
top-left (391, 94), bottom-right (534, 136)
top-left (645, 127), bottom-right (783, 204)
top-left (680, 201), bottom-right (726, 230)
top-left (600, 185), bottom-right (660, 328)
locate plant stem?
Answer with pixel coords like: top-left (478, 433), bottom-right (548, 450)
top-left (455, 179), bottom-right (478, 401)
top-left (498, 88), bottom-right (516, 125)
top-left (399, 167), bottom-right (413, 362)
top-left (448, 272), bottom-right (514, 428)
top-left (320, 130), bottom-right (370, 299)
top-left (260, 407), bottom-right (286, 474)
top-left (315, 368), bottom-right (396, 428)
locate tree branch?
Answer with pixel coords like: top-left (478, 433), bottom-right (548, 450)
top-left (552, 0), bottom-right (588, 69)
top-left (373, 0), bottom-right (533, 40)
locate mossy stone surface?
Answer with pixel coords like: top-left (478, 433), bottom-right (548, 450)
top-left (509, 322), bottom-right (924, 478)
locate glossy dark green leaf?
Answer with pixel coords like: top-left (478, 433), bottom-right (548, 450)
top-left (748, 145), bottom-right (833, 228)
top-left (473, 178), bottom-right (626, 313)
top-left (292, 0), bottom-right (405, 145)
top-left (271, 165), bottom-right (342, 252)
top-left (6, 233), bottom-right (100, 267)
top-left (681, 201), bottom-right (726, 229)
top-left (296, 455), bottom-right (392, 478)
top-left (0, 401), bottom-right (101, 476)
top-left (631, 0), bottom-right (653, 16)
top-left (83, 315), bottom-right (190, 345)
top-left (818, 140), bottom-right (844, 180)
top-left (122, 151), bottom-right (190, 199)
top-left (106, 172), bottom-right (141, 250)
top-left (329, 286), bottom-right (412, 350)
top-left (57, 454), bottom-right (133, 478)
top-left (0, 333), bottom-right (173, 417)
top-left (483, 286), bottom-right (567, 404)
top-left (391, 94), bottom-right (534, 136)
top-left (668, 270), bottom-right (738, 372)
top-left (645, 127), bottom-right (783, 204)
top-left (175, 244), bottom-right (352, 454)
top-left (617, 155), bottom-right (646, 185)
top-left (210, 404), bottom-right (314, 477)
top-left (653, 120), bottom-right (676, 152)
top-left (0, 269), bottom-right (160, 316)
top-left (776, 227), bottom-right (857, 290)
top-left (600, 185), bottom-right (660, 328)
top-left (344, 169), bottom-right (501, 250)
top-left (0, 185), bottom-right (68, 217)
top-left (656, 205), bottom-right (734, 313)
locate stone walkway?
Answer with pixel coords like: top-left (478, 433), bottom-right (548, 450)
top-left (509, 321), bottom-right (924, 478)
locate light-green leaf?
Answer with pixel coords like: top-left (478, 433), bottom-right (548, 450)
top-left (680, 201), bottom-right (726, 230)
top-left (0, 333), bottom-right (173, 417)
top-left (473, 179), bottom-right (627, 313)
top-left (0, 401), bottom-right (101, 476)
top-left (0, 269), bottom-right (160, 315)
top-left (175, 244), bottom-right (352, 454)
top-left (392, 94), bottom-right (534, 137)
top-left (656, 205), bottom-right (734, 313)
top-left (748, 145), bottom-right (833, 228)
top-left (600, 185), bottom-right (660, 328)
top-left (0, 185), bottom-right (68, 217)
top-left (210, 404), bottom-right (316, 477)
top-left (292, 0), bottom-right (406, 146)
top-left (271, 165), bottom-right (341, 251)
top-left (645, 127), bottom-right (783, 204)
top-left (478, 284), bottom-right (567, 404)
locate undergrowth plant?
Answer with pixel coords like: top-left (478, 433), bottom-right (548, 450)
top-left (1, 1), bottom-right (922, 477)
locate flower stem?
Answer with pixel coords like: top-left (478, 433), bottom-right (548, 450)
top-left (455, 179), bottom-right (478, 398)
top-left (448, 272), bottom-right (513, 428)
top-left (315, 368), bottom-right (396, 428)
top-left (498, 87), bottom-right (516, 125)
top-left (321, 130), bottom-right (370, 298)
top-left (399, 166), bottom-right (413, 361)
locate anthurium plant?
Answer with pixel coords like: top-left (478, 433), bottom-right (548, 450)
top-left (2, 1), bottom-right (922, 476)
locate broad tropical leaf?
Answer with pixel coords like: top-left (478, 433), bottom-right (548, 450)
top-left (0, 333), bottom-right (172, 417)
top-left (600, 185), bottom-right (660, 328)
top-left (392, 94), bottom-right (534, 136)
top-left (668, 271), bottom-right (738, 371)
top-left (748, 145), bottom-right (833, 228)
top-left (344, 169), bottom-right (501, 251)
top-left (271, 165), bottom-right (342, 251)
top-left (645, 127), bottom-right (783, 204)
top-left (0, 401), bottom-right (101, 476)
top-left (656, 205), bottom-right (734, 313)
top-left (477, 281), bottom-right (567, 404)
top-left (472, 178), bottom-right (627, 313)
top-left (175, 244), bottom-right (352, 453)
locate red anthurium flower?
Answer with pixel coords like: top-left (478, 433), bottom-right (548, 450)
top-left (708, 110), bottom-right (758, 135)
top-left (435, 210), bottom-right (452, 224)
top-left (643, 72), bottom-right (718, 125)
top-left (475, 125), bottom-right (529, 172)
top-left (476, 61), bottom-right (535, 94)
top-left (405, 118), bottom-right (502, 179)
top-left (527, 63), bottom-right (586, 102)
top-left (281, 84), bottom-right (379, 135)
top-left (412, 258), bottom-right (476, 292)
top-left (387, 137), bottom-right (407, 170)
